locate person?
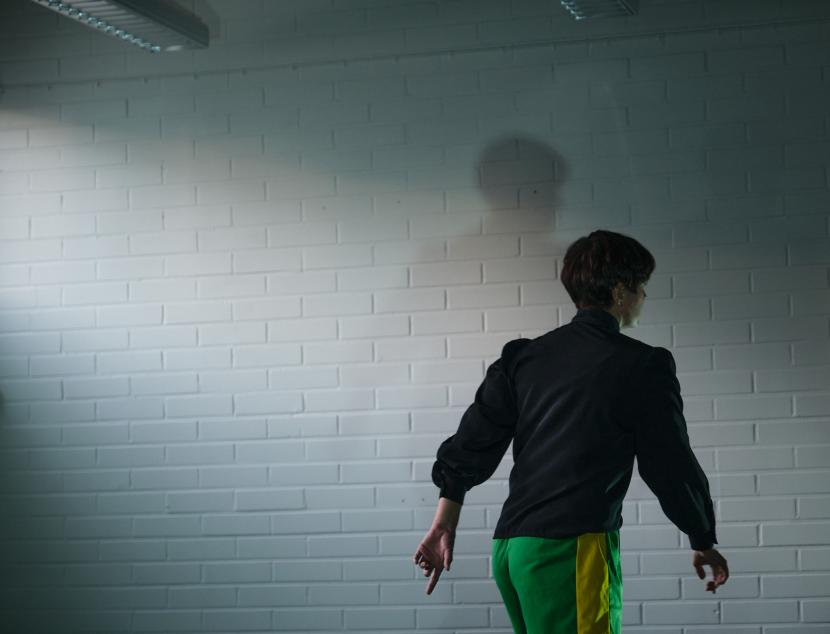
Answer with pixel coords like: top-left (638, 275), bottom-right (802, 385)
top-left (412, 229), bottom-right (729, 633)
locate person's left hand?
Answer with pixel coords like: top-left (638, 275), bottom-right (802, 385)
top-left (412, 524), bottom-right (455, 595)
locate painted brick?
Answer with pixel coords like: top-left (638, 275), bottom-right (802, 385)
top-left (30, 213), bottom-right (96, 240)
top-left (130, 326), bottom-right (197, 350)
top-left (97, 211), bottom-right (163, 236)
top-left (130, 231), bottom-right (196, 255)
top-left (98, 350), bottom-right (162, 374)
top-left (197, 274), bottom-right (265, 299)
top-left (754, 315), bottom-right (828, 343)
top-left (164, 347), bottom-right (231, 371)
top-left (165, 253), bottom-right (231, 277)
top-left (64, 235), bottom-right (129, 259)
top-left (164, 205), bottom-right (231, 229)
top-left (714, 342), bottom-right (791, 370)
top-left (129, 184), bottom-right (195, 209)
top-left (166, 395), bottom-right (232, 418)
top-left (164, 302), bottom-right (231, 324)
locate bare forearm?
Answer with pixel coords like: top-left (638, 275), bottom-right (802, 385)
top-left (433, 496), bottom-right (462, 530)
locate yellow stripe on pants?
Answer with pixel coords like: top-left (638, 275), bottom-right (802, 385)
top-left (576, 532), bottom-right (610, 633)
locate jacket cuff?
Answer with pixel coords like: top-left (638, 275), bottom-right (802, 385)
top-left (689, 532), bottom-right (717, 551)
top-left (439, 482), bottom-right (466, 505)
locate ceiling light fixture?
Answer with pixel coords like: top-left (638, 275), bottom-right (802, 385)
top-left (560, 0), bottom-right (638, 20)
top-left (30, 0), bottom-right (209, 53)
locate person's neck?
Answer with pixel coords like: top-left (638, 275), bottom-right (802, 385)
top-left (579, 305), bottom-right (623, 330)
top-left (591, 306), bottom-right (623, 330)
top-left (601, 307), bottom-right (623, 329)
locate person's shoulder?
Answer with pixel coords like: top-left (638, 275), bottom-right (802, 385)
top-left (500, 336), bottom-right (534, 360)
top-left (614, 331), bottom-right (654, 356)
top-left (614, 336), bottom-right (677, 375)
top-left (633, 343), bottom-right (677, 375)
top-left (616, 332), bottom-right (667, 354)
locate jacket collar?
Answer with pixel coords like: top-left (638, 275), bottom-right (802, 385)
top-left (571, 307), bottom-right (620, 333)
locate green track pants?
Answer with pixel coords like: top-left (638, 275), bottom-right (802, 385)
top-left (492, 531), bottom-right (622, 634)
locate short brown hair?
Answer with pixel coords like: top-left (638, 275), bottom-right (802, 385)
top-left (560, 230), bottom-right (655, 310)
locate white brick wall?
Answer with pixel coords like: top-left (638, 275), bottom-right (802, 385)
top-left (0, 0), bottom-right (829, 631)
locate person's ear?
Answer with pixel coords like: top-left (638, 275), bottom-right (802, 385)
top-left (613, 284), bottom-right (624, 306)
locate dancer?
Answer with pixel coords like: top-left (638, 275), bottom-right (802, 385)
top-left (412, 229), bottom-right (729, 633)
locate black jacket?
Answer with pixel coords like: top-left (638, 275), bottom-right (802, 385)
top-left (431, 307), bottom-right (718, 551)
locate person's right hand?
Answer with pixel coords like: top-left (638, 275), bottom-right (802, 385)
top-left (412, 524), bottom-right (455, 596)
top-left (693, 548), bottom-right (729, 593)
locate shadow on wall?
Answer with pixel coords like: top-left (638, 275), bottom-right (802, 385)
top-left (478, 133), bottom-right (569, 215)
top-left (406, 132), bottom-right (572, 458)
top-left (410, 131), bottom-right (573, 378)
top-left (0, 381), bottom-right (77, 632)
top-left (473, 132), bottom-right (572, 332)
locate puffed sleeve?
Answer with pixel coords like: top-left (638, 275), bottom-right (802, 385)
top-left (430, 340), bottom-right (525, 505)
top-left (634, 346), bottom-right (718, 551)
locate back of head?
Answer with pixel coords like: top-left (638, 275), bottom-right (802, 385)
top-left (560, 229), bottom-right (655, 310)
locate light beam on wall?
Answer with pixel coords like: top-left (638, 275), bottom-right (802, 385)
top-left (29, 0), bottom-right (209, 53)
top-left (560, 0), bottom-right (637, 20)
